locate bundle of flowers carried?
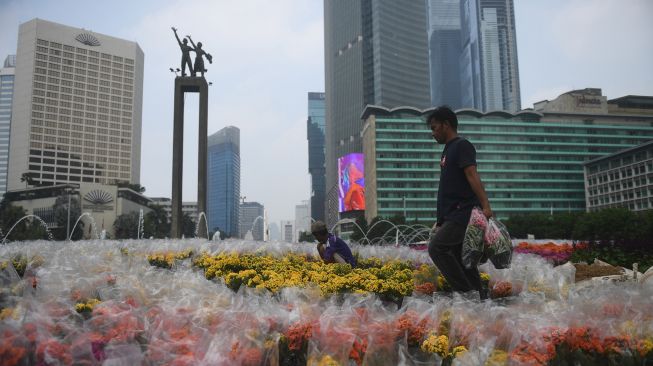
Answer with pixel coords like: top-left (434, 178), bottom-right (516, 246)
top-left (462, 207), bottom-right (512, 269)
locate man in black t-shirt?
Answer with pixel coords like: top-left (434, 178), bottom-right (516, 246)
top-left (426, 106), bottom-right (493, 299)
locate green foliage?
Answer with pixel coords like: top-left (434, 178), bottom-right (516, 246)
top-left (114, 181), bottom-right (146, 193)
top-left (572, 208), bottom-right (647, 243)
top-left (181, 213), bottom-right (196, 238)
top-left (144, 205), bottom-right (170, 238)
top-left (297, 231), bottom-right (314, 243)
top-left (0, 201), bottom-right (48, 242)
top-left (571, 246), bottom-right (653, 273)
top-left (350, 214), bottom-right (425, 245)
top-left (507, 208), bottom-right (653, 271)
top-left (52, 195), bottom-right (84, 240)
top-left (505, 208), bottom-right (653, 244)
top-left (503, 212), bottom-right (580, 239)
top-left (113, 211), bottom-right (140, 239)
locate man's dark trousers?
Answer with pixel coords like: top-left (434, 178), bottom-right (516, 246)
top-left (428, 221), bottom-right (482, 294)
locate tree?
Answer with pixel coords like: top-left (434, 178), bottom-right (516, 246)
top-left (20, 172), bottom-right (37, 188)
top-left (181, 213), bottom-right (196, 238)
top-left (298, 231), bottom-right (315, 243)
top-left (52, 195), bottom-right (83, 240)
top-left (349, 215), bottom-right (369, 243)
top-left (144, 205), bottom-right (170, 238)
top-left (115, 180), bottom-right (146, 193)
top-left (350, 215), bottom-right (410, 245)
top-left (113, 211), bottom-right (140, 239)
top-left (0, 200), bottom-right (48, 242)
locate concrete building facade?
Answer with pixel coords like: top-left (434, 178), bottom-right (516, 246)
top-left (149, 197), bottom-right (198, 224)
top-left (7, 19), bottom-right (144, 191)
top-left (1, 55), bottom-right (16, 198)
top-left (4, 183), bottom-right (151, 238)
top-left (239, 201), bottom-right (265, 240)
top-left (584, 141), bottom-right (653, 212)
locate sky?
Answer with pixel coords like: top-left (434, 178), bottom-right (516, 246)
top-left (0, 0), bottom-right (652, 224)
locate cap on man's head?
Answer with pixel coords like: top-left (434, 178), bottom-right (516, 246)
top-left (311, 221), bottom-right (328, 234)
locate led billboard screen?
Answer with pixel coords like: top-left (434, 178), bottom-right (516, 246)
top-left (338, 153), bottom-right (365, 212)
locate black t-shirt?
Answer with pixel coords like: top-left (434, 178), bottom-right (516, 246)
top-left (437, 137), bottom-right (480, 225)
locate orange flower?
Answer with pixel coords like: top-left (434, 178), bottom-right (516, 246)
top-left (285, 322), bottom-right (314, 351)
top-left (414, 282), bottom-right (435, 295)
top-left (396, 311), bottom-right (430, 346)
top-left (349, 337), bottom-right (368, 366)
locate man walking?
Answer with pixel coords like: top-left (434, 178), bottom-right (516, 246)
top-left (427, 106), bottom-right (493, 298)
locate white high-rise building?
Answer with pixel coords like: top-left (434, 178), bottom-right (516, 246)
top-left (0, 55), bottom-right (16, 197)
top-left (280, 220), bottom-right (294, 243)
top-left (7, 19), bottom-right (144, 191)
top-left (294, 199), bottom-right (311, 241)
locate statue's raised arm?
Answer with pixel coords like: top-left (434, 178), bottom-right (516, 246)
top-left (186, 35), bottom-right (197, 49)
top-left (172, 26), bottom-right (194, 77)
top-left (172, 27), bottom-right (183, 47)
top-left (185, 34), bottom-right (211, 78)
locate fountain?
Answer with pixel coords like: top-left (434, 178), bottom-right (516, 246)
top-left (137, 209), bottom-right (144, 239)
top-left (68, 212), bottom-right (99, 241)
top-left (212, 230), bottom-right (221, 241)
top-left (249, 216), bottom-right (264, 241)
top-left (1, 214), bottom-right (54, 244)
top-left (195, 212), bottom-right (209, 239)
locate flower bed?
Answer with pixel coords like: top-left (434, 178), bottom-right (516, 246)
top-left (513, 241), bottom-right (588, 265)
top-left (0, 239), bottom-right (651, 365)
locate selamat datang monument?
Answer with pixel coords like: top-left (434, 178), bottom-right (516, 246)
top-left (170, 27), bottom-right (213, 238)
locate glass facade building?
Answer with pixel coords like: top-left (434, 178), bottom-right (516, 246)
top-left (0, 55), bottom-right (16, 198)
top-left (427, 0), bottom-right (463, 109)
top-left (324, 0), bottom-right (431, 226)
top-left (307, 92), bottom-right (326, 221)
top-left (207, 126), bottom-right (240, 237)
top-left (361, 105), bottom-right (653, 223)
top-left (459, 0), bottom-right (520, 112)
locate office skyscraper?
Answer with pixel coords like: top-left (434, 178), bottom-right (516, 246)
top-left (324, 0), bottom-right (431, 225)
top-left (0, 55), bottom-right (16, 198)
top-left (427, 0), bottom-right (463, 109)
top-left (207, 126), bottom-right (240, 237)
top-left (307, 92), bottom-right (326, 221)
top-left (459, 0), bottom-right (520, 111)
top-left (7, 19), bottom-right (144, 190)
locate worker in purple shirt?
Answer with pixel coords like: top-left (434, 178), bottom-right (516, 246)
top-left (311, 221), bottom-right (357, 267)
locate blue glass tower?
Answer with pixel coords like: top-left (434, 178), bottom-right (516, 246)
top-left (207, 126), bottom-right (240, 237)
top-left (307, 92), bottom-right (326, 221)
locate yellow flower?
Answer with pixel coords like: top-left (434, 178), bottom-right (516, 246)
top-left (484, 349), bottom-right (508, 366)
top-left (0, 308), bottom-right (15, 320)
top-left (480, 272), bottom-right (490, 282)
top-left (308, 355), bottom-right (341, 366)
top-left (452, 345), bottom-right (468, 357)
top-left (638, 338), bottom-right (653, 357)
top-left (421, 334), bottom-right (449, 357)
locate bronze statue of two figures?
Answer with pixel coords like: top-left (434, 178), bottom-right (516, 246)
top-left (172, 27), bottom-right (213, 77)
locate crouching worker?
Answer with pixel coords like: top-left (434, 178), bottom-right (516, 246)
top-left (311, 221), bottom-right (357, 267)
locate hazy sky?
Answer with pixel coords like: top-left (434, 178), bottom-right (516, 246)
top-left (1, 0), bottom-right (651, 224)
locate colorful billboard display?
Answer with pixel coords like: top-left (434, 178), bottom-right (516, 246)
top-left (338, 153), bottom-right (365, 212)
